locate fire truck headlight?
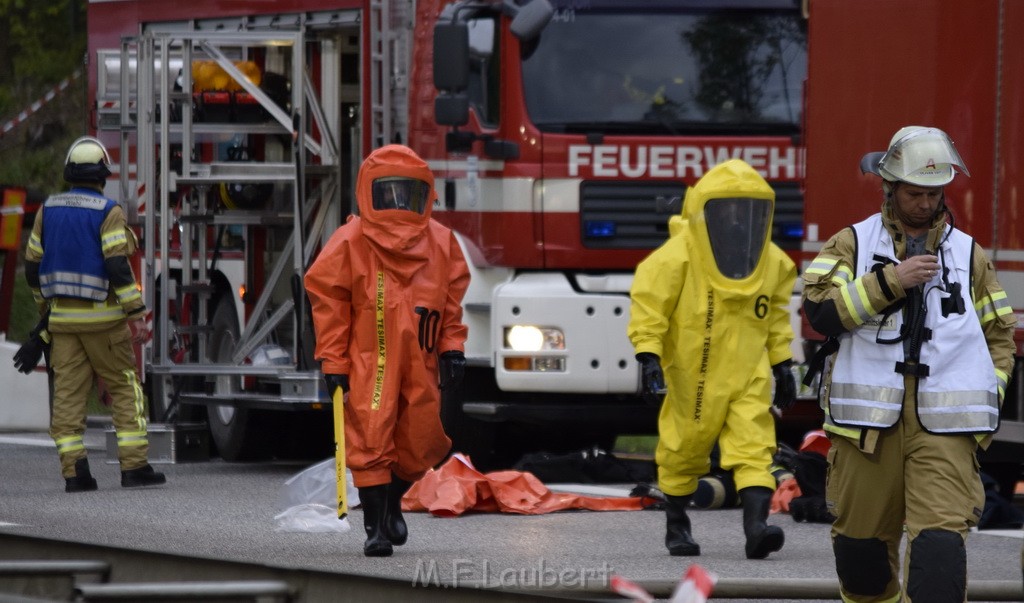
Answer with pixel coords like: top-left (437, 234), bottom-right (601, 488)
top-left (505, 326), bottom-right (564, 351)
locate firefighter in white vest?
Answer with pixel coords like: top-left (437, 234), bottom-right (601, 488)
top-left (802, 126), bottom-right (1016, 602)
top-left (629, 159), bottom-right (797, 559)
top-left (23, 136), bottom-right (165, 492)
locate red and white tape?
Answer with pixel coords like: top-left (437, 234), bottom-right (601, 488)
top-left (0, 68), bottom-right (83, 138)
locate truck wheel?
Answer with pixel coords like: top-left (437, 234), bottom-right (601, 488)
top-left (206, 295), bottom-right (272, 461)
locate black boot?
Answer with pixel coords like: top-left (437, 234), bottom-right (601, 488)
top-left (358, 485), bottom-right (393, 557)
top-left (65, 458), bottom-right (98, 493)
top-left (664, 494), bottom-right (701, 556)
top-left (385, 477), bottom-right (412, 546)
top-left (740, 486), bottom-right (785, 559)
top-left (121, 463), bottom-right (167, 488)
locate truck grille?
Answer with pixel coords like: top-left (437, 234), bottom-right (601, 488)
top-left (579, 180), bottom-right (803, 251)
top-left (579, 181), bottom-right (686, 249)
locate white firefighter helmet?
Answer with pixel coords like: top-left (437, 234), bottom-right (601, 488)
top-left (860, 126), bottom-right (969, 187)
top-left (63, 136), bottom-right (112, 183)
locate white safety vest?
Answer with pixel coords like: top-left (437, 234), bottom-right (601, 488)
top-left (827, 214), bottom-right (999, 434)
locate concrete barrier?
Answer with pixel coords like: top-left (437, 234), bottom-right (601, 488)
top-left (0, 335), bottom-right (50, 431)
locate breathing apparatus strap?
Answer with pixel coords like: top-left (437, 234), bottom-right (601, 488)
top-left (803, 337), bottom-right (840, 387)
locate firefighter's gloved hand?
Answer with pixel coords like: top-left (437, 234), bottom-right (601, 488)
top-left (324, 374), bottom-right (349, 399)
top-left (439, 350), bottom-right (466, 391)
top-left (13, 315), bottom-right (50, 375)
top-left (772, 360), bottom-right (797, 411)
top-left (636, 352), bottom-right (666, 404)
top-left (13, 332), bottom-right (48, 374)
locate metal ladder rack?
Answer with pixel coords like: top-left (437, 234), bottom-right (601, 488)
top-left (125, 27), bottom-right (342, 412)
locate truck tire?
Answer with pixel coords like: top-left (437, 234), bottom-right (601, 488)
top-left (206, 294), bottom-right (272, 461)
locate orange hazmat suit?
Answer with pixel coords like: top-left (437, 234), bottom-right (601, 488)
top-left (305, 144), bottom-right (470, 488)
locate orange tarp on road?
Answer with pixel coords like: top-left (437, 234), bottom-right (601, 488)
top-left (402, 454), bottom-right (649, 517)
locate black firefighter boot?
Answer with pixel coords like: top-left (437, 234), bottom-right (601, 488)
top-left (358, 485), bottom-right (394, 557)
top-left (65, 457), bottom-right (98, 493)
top-left (385, 477), bottom-right (412, 546)
top-left (121, 463), bottom-right (167, 488)
top-left (739, 486), bottom-right (785, 559)
top-left (664, 494), bottom-right (701, 556)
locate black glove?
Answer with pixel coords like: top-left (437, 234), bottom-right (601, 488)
top-left (439, 350), bottom-right (466, 391)
top-left (324, 374), bottom-right (349, 399)
top-left (636, 352), bottom-right (665, 404)
top-left (772, 360), bottom-right (797, 411)
top-left (13, 316), bottom-right (50, 375)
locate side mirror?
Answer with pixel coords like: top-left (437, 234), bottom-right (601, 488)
top-left (435, 93), bottom-right (469, 127)
top-left (484, 139), bottom-right (520, 160)
top-left (445, 130), bottom-right (476, 154)
top-left (433, 23), bottom-right (469, 91)
top-left (507, 0), bottom-right (553, 40)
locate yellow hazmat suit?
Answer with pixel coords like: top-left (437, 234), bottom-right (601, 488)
top-left (629, 159), bottom-right (796, 558)
top-left (629, 159), bottom-right (795, 495)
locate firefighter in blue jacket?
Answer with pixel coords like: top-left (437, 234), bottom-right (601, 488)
top-left (23, 136), bottom-right (165, 492)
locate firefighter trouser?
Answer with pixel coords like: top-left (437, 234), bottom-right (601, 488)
top-left (826, 383), bottom-right (984, 603)
top-left (50, 321), bottom-right (149, 476)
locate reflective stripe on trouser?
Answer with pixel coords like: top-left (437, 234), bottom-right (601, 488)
top-left (50, 321), bottom-right (149, 476)
top-left (826, 378), bottom-right (984, 602)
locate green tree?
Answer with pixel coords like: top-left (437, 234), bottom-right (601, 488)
top-left (0, 0), bottom-right (87, 341)
top-left (0, 0), bottom-right (88, 193)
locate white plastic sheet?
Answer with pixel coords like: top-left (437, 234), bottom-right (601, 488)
top-left (274, 457), bottom-right (358, 532)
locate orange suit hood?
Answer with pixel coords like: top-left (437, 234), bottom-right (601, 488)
top-left (356, 145), bottom-right (436, 280)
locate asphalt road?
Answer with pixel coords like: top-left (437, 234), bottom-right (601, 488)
top-left (0, 426), bottom-right (1021, 602)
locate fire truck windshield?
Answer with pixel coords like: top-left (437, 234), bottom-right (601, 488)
top-left (522, 7), bottom-right (806, 135)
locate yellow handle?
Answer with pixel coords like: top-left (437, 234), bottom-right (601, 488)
top-left (333, 388), bottom-right (348, 519)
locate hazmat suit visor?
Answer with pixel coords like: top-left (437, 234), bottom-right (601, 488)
top-left (703, 197), bottom-right (771, 280)
top-left (371, 177), bottom-right (432, 214)
top-left (877, 128), bottom-right (969, 183)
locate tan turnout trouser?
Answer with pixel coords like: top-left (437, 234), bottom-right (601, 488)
top-left (50, 320), bottom-right (149, 476)
top-left (826, 381), bottom-right (984, 603)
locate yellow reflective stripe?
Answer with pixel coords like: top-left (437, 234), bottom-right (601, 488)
top-left (854, 278), bottom-right (877, 316)
top-left (840, 277), bottom-right (877, 326)
top-left (50, 304), bottom-right (126, 323)
top-left (996, 368), bottom-right (1008, 400)
top-left (28, 233), bottom-right (43, 254)
top-left (115, 284), bottom-right (142, 304)
top-left (976, 290), bottom-right (1012, 324)
top-left (805, 258), bottom-right (837, 275)
top-left (101, 230), bottom-right (128, 252)
top-left (55, 435), bottom-right (86, 454)
top-left (839, 285), bottom-right (861, 325)
top-left (126, 369), bottom-right (147, 431)
top-left (116, 432), bottom-right (149, 448)
top-left (834, 265), bottom-right (853, 283)
top-left (115, 371), bottom-right (147, 447)
top-left (372, 271), bottom-right (386, 411)
top-left (823, 421), bottom-right (861, 440)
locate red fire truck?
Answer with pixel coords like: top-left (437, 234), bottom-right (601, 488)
top-left (86, 0), bottom-right (809, 465)
top-left (802, 0), bottom-right (1024, 497)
